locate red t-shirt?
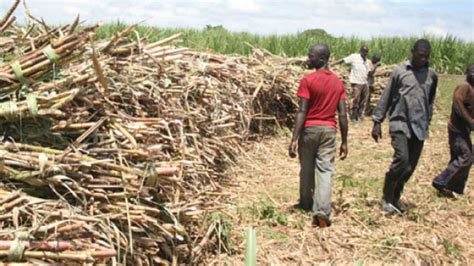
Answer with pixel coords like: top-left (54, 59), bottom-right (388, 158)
top-left (297, 69), bottom-right (346, 128)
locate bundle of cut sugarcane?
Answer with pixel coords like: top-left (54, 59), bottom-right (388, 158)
top-left (0, 189), bottom-right (121, 263)
top-left (0, 25), bottom-right (97, 98)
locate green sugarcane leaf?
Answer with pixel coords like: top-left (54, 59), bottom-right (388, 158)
top-left (0, 100), bottom-right (19, 121)
top-left (244, 227), bottom-right (257, 266)
top-left (26, 94), bottom-right (38, 117)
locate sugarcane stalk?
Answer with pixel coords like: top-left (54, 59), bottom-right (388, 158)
top-left (101, 25), bottom-right (135, 53)
top-left (0, 0), bottom-right (20, 28)
top-left (0, 240), bottom-right (72, 251)
top-left (144, 33), bottom-right (182, 50)
top-left (0, 191), bottom-right (21, 205)
top-left (57, 222), bottom-right (85, 233)
top-left (0, 197), bottom-right (26, 212)
top-left (0, 249), bottom-right (116, 261)
top-left (0, 16), bottom-right (15, 33)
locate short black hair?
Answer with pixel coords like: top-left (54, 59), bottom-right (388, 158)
top-left (467, 63), bottom-right (474, 73)
top-left (309, 44), bottom-right (330, 60)
top-left (372, 53), bottom-right (381, 61)
top-left (413, 39), bottom-right (431, 51)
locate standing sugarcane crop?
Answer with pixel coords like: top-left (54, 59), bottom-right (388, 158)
top-left (371, 39), bottom-right (438, 215)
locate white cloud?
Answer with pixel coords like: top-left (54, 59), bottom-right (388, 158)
top-left (423, 19), bottom-right (448, 37)
top-left (228, 0), bottom-right (262, 13)
top-left (343, 0), bottom-right (386, 15)
top-left (388, 0), bottom-right (428, 3)
top-left (65, 0), bottom-right (96, 4)
top-left (63, 6), bottom-right (87, 16)
top-left (198, 0), bottom-right (221, 3)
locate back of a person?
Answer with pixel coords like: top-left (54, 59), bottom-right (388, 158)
top-left (299, 69), bottom-right (345, 128)
top-left (449, 81), bottom-right (474, 134)
top-left (367, 60), bottom-right (375, 86)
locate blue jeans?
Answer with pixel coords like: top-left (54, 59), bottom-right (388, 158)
top-left (298, 126), bottom-right (336, 217)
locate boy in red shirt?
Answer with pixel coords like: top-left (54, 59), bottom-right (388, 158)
top-left (289, 44), bottom-right (349, 227)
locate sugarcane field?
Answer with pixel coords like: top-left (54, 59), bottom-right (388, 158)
top-left (0, 0), bottom-right (473, 265)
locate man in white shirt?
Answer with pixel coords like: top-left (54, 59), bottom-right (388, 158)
top-left (332, 45), bottom-right (370, 122)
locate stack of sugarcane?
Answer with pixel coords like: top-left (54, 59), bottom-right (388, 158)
top-left (0, 12), bottom-right (302, 265)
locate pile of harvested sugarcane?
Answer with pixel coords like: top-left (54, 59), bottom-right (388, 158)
top-left (0, 1), bottom-right (394, 264)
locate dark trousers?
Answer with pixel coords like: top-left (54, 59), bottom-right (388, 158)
top-left (432, 129), bottom-right (472, 194)
top-left (351, 84), bottom-right (368, 121)
top-left (383, 132), bottom-right (424, 203)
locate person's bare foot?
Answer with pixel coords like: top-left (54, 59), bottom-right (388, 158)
top-left (312, 213), bottom-right (331, 228)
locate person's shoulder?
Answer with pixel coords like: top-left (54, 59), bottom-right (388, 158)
top-left (327, 71), bottom-right (345, 87)
top-left (427, 67), bottom-right (438, 78)
top-left (302, 71), bottom-right (318, 80)
top-left (389, 63), bottom-right (406, 76)
top-left (454, 82), bottom-right (470, 92)
top-left (324, 69), bottom-right (342, 79)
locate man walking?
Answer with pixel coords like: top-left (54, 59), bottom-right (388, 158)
top-left (432, 64), bottom-right (473, 197)
top-left (332, 45), bottom-right (370, 122)
top-left (372, 39), bottom-right (438, 214)
top-left (289, 44), bottom-right (348, 227)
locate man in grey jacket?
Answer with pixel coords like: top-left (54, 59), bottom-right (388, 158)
top-left (371, 39), bottom-right (438, 214)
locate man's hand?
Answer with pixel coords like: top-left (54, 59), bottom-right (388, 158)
top-left (339, 143), bottom-right (348, 160)
top-left (372, 122), bottom-right (382, 142)
top-left (288, 140), bottom-right (298, 158)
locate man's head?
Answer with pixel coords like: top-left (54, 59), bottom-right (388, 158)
top-left (371, 53), bottom-right (381, 64)
top-left (307, 44), bottom-right (330, 70)
top-left (360, 45), bottom-right (369, 59)
top-left (411, 39), bottom-right (431, 69)
top-left (466, 64), bottom-right (474, 86)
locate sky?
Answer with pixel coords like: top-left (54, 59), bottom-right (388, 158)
top-left (1, 0), bottom-right (473, 41)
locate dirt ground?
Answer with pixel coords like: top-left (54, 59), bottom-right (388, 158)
top-left (208, 77), bottom-right (473, 265)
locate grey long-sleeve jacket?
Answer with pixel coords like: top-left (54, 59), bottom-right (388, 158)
top-left (372, 61), bottom-right (438, 140)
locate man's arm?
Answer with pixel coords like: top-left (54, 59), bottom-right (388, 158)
top-left (452, 85), bottom-right (474, 129)
top-left (371, 68), bottom-right (398, 142)
top-left (289, 97), bottom-right (309, 158)
top-left (331, 59), bottom-right (344, 67)
top-left (369, 62), bottom-right (381, 77)
top-left (337, 99), bottom-right (348, 160)
top-left (374, 62), bottom-right (381, 70)
top-left (428, 73), bottom-right (438, 124)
